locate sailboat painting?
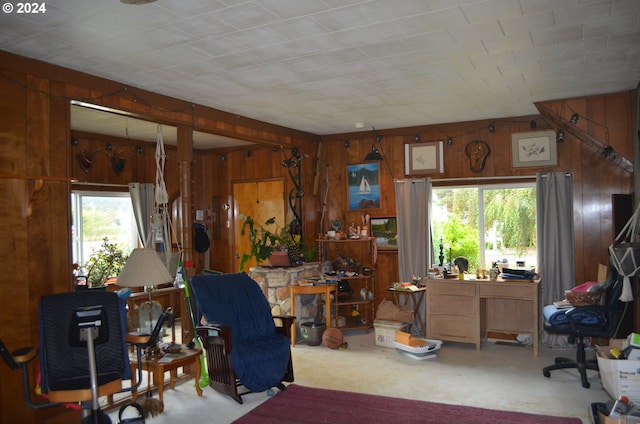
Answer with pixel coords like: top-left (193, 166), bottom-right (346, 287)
top-left (347, 163), bottom-right (381, 210)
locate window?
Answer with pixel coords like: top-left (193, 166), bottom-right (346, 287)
top-left (71, 191), bottom-right (138, 267)
top-left (431, 183), bottom-right (537, 272)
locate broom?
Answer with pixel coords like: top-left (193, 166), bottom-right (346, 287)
top-left (179, 259), bottom-right (210, 388)
top-left (138, 362), bottom-right (164, 418)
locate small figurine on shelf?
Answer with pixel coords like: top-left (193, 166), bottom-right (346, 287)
top-left (348, 222), bottom-right (359, 239)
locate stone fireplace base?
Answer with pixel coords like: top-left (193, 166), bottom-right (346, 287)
top-left (249, 263), bottom-right (325, 341)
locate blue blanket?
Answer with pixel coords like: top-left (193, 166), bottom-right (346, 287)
top-left (190, 273), bottom-right (291, 392)
top-left (543, 304), bottom-right (606, 327)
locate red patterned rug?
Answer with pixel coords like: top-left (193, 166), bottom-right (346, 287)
top-left (232, 384), bottom-right (581, 424)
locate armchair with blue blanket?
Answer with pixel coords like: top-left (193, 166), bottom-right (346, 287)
top-left (190, 272), bottom-right (295, 404)
top-left (542, 263), bottom-right (624, 388)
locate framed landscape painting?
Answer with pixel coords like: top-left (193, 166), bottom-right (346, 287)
top-left (370, 217), bottom-right (397, 250)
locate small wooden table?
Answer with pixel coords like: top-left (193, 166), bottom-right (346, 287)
top-left (388, 287), bottom-right (427, 337)
top-left (290, 283), bottom-right (336, 347)
top-left (131, 345), bottom-right (203, 403)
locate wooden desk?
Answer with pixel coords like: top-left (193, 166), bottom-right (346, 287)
top-left (290, 283), bottom-right (336, 347)
top-left (388, 287), bottom-right (427, 337)
top-left (131, 345), bottom-right (203, 403)
top-left (426, 278), bottom-right (540, 355)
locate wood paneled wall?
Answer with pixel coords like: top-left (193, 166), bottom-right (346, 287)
top-left (0, 50), bottom-right (635, 424)
top-left (0, 51), bottom-right (318, 423)
top-left (318, 92), bottom-right (635, 303)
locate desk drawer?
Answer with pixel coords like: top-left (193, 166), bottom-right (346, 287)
top-left (428, 315), bottom-right (476, 339)
top-left (428, 281), bottom-right (476, 297)
top-left (479, 284), bottom-right (534, 299)
top-left (428, 294), bottom-right (476, 314)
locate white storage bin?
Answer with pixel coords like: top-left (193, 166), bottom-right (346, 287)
top-left (394, 338), bottom-right (443, 360)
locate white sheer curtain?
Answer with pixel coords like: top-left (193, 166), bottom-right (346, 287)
top-left (394, 178), bottom-right (432, 282)
top-left (128, 182), bottom-right (155, 248)
top-left (537, 172), bottom-right (574, 348)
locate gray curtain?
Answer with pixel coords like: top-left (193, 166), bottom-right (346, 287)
top-left (537, 172), bottom-right (574, 348)
top-left (394, 178), bottom-right (432, 336)
top-left (394, 178), bottom-right (432, 281)
top-left (128, 182), bottom-right (155, 248)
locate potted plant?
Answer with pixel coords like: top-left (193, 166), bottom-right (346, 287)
top-left (77, 237), bottom-right (128, 288)
top-left (239, 216), bottom-right (297, 271)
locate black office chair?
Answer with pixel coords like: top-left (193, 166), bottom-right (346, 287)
top-left (542, 264), bottom-right (624, 388)
top-left (0, 290), bottom-right (167, 423)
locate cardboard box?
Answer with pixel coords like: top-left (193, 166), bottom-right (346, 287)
top-left (373, 319), bottom-right (408, 348)
top-left (597, 340), bottom-right (640, 404)
top-left (592, 402), bottom-right (640, 424)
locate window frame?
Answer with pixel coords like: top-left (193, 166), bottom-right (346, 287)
top-left (431, 181), bottom-right (537, 271)
top-left (71, 189), bottom-right (138, 267)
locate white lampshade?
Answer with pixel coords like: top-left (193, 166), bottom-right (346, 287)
top-left (116, 248), bottom-right (173, 288)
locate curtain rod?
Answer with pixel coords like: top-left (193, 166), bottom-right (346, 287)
top-left (72, 182), bottom-right (130, 188)
top-left (431, 172), bottom-right (571, 183)
top-left (431, 175), bottom-right (536, 183)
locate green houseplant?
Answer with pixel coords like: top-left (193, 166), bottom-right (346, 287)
top-left (239, 216), bottom-right (298, 271)
top-left (80, 237), bottom-right (129, 287)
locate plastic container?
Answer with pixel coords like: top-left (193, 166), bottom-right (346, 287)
top-left (610, 395), bottom-right (630, 418)
top-left (300, 322), bottom-right (325, 346)
top-left (394, 338), bottom-right (443, 360)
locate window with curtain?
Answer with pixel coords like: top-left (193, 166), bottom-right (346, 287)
top-left (71, 191), bottom-right (138, 267)
top-left (431, 182), bottom-right (537, 273)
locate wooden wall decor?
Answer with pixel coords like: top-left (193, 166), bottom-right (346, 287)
top-left (464, 140), bottom-right (490, 172)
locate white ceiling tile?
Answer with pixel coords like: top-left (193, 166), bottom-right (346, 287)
top-left (554, 1), bottom-right (616, 26)
top-left (499, 10), bottom-right (555, 36)
top-left (258, 0), bottom-right (329, 19)
top-left (266, 17), bottom-right (330, 40)
top-left (155, 0), bottom-right (227, 18)
top-left (169, 13), bottom-right (236, 39)
top-left (1, 0), bottom-right (638, 138)
top-left (225, 26), bottom-right (290, 49)
top-left (357, 40), bottom-right (412, 58)
top-left (530, 24), bottom-right (583, 47)
top-left (213, 3), bottom-right (281, 30)
top-left (583, 15), bottom-right (638, 38)
top-left (460, 0), bottom-right (524, 24)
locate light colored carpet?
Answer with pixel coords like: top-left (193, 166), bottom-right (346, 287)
top-left (110, 332), bottom-right (608, 424)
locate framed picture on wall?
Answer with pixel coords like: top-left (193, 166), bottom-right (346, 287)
top-left (347, 163), bottom-right (381, 210)
top-left (370, 217), bottom-right (398, 250)
top-left (404, 141), bottom-right (444, 175)
top-left (511, 130), bottom-right (557, 168)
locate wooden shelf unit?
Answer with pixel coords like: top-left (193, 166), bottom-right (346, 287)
top-left (318, 237), bottom-right (376, 332)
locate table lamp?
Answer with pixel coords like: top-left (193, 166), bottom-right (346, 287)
top-left (117, 248), bottom-right (173, 357)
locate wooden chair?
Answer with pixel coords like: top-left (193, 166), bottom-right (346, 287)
top-left (191, 273), bottom-right (294, 404)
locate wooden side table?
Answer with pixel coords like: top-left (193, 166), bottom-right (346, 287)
top-left (388, 287), bottom-right (427, 337)
top-left (290, 283), bottom-right (336, 347)
top-left (131, 346), bottom-right (203, 403)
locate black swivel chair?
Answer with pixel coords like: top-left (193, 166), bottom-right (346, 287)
top-left (542, 265), bottom-right (624, 388)
top-left (1, 290), bottom-right (168, 423)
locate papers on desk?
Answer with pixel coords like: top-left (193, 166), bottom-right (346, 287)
top-left (396, 285), bottom-right (420, 292)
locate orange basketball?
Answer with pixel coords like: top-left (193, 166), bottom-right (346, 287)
top-left (322, 327), bottom-right (344, 349)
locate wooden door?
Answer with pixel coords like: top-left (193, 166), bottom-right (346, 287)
top-left (233, 179), bottom-right (286, 271)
